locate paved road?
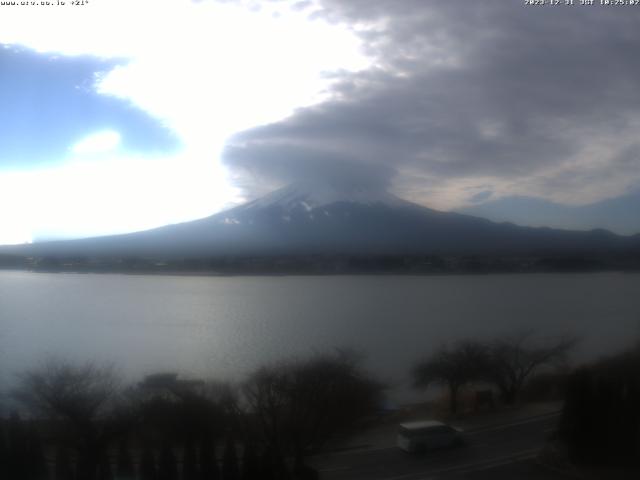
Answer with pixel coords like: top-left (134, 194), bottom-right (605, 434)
top-left (311, 412), bottom-right (565, 480)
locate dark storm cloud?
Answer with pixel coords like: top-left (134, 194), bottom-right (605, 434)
top-left (225, 0), bottom-right (640, 207)
top-left (224, 142), bottom-right (395, 196)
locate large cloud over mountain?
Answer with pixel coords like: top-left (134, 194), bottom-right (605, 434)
top-left (224, 1), bottom-right (640, 213)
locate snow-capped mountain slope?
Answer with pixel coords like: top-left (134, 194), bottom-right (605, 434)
top-left (211, 181), bottom-right (416, 230)
top-left (241, 181), bottom-right (411, 212)
top-left (4, 183), bottom-right (640, 258)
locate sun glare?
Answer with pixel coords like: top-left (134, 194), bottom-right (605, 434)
top-left (71, 130), bottom-right (121, 155)
top-left (0, 0), bottom-right (369, 245)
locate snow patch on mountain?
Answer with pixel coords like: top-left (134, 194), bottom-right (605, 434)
top-left (239, 181), bottom-right (412, 213)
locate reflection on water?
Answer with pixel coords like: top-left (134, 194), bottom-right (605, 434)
top-left (0, 271), bottom-right (638, 402)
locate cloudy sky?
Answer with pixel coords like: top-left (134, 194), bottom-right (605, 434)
top-left (1, 0), bottom-right (640, 244)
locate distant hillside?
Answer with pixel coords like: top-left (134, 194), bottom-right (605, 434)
top-left (2, 182), bottom-right (640, 262)
top-left (459, 191), bottom-right (640, 236)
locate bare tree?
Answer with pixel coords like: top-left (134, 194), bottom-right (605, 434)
top-left (243, 350), bottom-right (383, 459)
top-left (134, 373), bottom-right (232, 445)
top-left (15, 360), bottom-right (119, 420)
top-left (486, 331), bottom-right (577, 405)
top-left (13, 358), bottom-right (127, 480)
top-left (413, 341), bottom-right (490, 414)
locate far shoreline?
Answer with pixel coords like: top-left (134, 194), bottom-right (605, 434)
top-left (1, 266), bottom-right (638, 278)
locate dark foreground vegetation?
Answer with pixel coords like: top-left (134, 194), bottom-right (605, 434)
top-left (1, 252), bottom-right (640, 275)
top-left (1, 333), bottom-right (638, 478)
top-left (1, 351), bottom-right (382, 480)
top-left (558, 345), bottom-right (640, 468)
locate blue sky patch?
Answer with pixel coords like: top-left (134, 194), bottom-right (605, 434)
top-left (0, 46), bottom-right (179, 170)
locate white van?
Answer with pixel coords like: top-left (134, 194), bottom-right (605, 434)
top-left (396, 420), bottom-right (464, 453)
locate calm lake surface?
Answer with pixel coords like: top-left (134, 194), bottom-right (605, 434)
top-left (1, 271), bottom-right (639, 402)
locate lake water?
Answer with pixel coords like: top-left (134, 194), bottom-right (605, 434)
top-left (1, 271), bottom-right (639, 403)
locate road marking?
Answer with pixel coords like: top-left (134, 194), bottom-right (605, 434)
top-left (449, 450), bottom-right (538, 476)
top-left (465, 412), bottom-right (560, 436)
top-left (322, 412), bottom-right (559, 457)
top-left (381, 448), bottom-right (540, 480)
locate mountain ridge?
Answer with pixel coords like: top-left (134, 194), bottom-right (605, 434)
top-left (2, 183), bottom-right (639, 260)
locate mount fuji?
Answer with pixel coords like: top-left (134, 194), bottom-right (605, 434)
top-left (3, 182), bottom-right (640, 259)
